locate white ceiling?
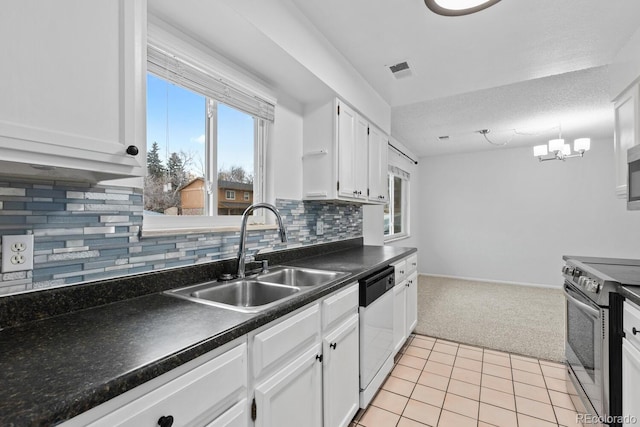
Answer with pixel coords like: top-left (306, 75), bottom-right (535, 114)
top-left (149, 0), bottom-right (640, 158)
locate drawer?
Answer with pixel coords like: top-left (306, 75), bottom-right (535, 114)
top-left (322, 282), bottom-right (358, 331)
top-left (391, 259), bottom-right (407, 283)
top-left (252, 304), bottom-right (321, 379)
top-left (405, 254), bottom-right (418, 274)
top-left (624, 300), bottom-right (640, 352)
top-left (89, 343), bottom-right (247, 427)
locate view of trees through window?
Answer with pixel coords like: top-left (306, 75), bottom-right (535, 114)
top-left (144, 73), bottom-right (255, 217)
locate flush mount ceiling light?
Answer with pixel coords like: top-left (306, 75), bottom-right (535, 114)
top-left (424, 0), bottom-right (501, 16)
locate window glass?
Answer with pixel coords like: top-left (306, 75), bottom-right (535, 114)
top-left (393, 176), bottom-right (403, 234)
top-left (384, 172), bottom-right (409, 239)
top-left (145, 73), bottom-right (259, 222)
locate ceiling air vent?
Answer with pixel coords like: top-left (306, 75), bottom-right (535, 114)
top-left (389, 61), bottom-right (413, 79)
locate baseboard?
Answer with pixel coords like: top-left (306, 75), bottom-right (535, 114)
top-left (418, 272), bottom-right (561, 290)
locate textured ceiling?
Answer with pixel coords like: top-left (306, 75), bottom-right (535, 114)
top-left (291, 0), bottom-right (640, 156)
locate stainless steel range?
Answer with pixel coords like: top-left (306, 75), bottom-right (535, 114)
top-left (561, 257), bottom-right (640, 426)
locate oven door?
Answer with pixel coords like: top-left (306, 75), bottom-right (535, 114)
top-left (564, 281), bottom-right (605, 418)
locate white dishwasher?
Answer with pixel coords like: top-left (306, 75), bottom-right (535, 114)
top-left (358, 266), bottom-right (395, 408)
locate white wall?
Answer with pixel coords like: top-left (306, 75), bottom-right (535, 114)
top-left (417, 138), bottom-right (640, 287)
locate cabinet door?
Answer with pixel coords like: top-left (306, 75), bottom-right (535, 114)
top-left (0, 0), bottom-right (145, 181)
top-left (622, 339), bottom-right (640, 426)
top-left (337, 102), bottom-right (358, 198)
top-left (323, 314), bottom-right (359, 427)
top-left (614, 85), bottom-right (639, 198)
top-left (405, 272), bottom-right (418, 336)
top-left (354, 114), bottom-right (369, 199)
top-left (368, 126), bottom-right (388, 203)
top-left (393, 282), bottom-right (407, 355)
top-left (254, 344), bottom-right (322, 427)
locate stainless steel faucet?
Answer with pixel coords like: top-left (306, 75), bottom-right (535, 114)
top-left (237, 203), bottom-right (288, 279)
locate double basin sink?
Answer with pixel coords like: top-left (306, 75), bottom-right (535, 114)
top-left (165, 266), bottom-right (350, 313)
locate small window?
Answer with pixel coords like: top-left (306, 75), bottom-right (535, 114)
top-left (384, 170), bottom-right (409, 240)
top-left (244, 191), bottom-right (250, 201)
top-left (225, 190), bottom-right (236, 200)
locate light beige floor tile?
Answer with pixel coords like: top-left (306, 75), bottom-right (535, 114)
top-left (405, 346), bottom-right (431, 360)
top-left (410, 384), bottom-right (446, 408)
top-left (447, 378), bottom-right (480, 400)
top-left (478, 402), bottom-right (518, 427)
top-left (483, 353), bottom-right (511, 367)
top-left (397, 416), bottom-right (428, 427)
top-left (451, 366), bottom-right (481, 385)
top-left (515, 395), bottom-right (557, 423)
top-left (512, 369), bottom-right (546, 388)
top-left (454, 356), bottom-right (482, 372)
top-left (382, 375), bottom-right (415, 397)
top-left (424, 360), bottom-right (454, 377)
top-left (457, 347), bottom-right (483, 361)
top-left (544, 377), bottom-right (571, 393)
top-left (372, 389), bottom-right (409, 415)
top-left (517, 413), bottom-right (559, 427)
top-left (511, 358), bottom-right (542, 375)
top-left (553, 405), bottom-right (582, 426)
top-left (392, 364), bottom-right (422, 383)
top-left (480, 386), bottom-right (516, 411)
top-left (510, 354), bottom-right (539, 363)
top-left (436, 338), bottom-right (459, 347)
top-left (481, 373), bottom-right (514, 394)
top-left (541, 364), bottom-right (568, 380)
top-left (411, 339), bottom-right (435, 350)
top-left (513, 381), bottom-right (551, 404)
top-left (539, 359), bottom-right (565, 368)
top-left (484, 348), bottom-right (510, 358)
top-left (433, 342), bottom-right (458, 355)
top-left (437, 410), bottom-right (476, 427)
top-left (418, 372), bottom-right (450, 391)
top-left (429, 351), bottom-right (455, 366)
top-left (483, 363), bottom-right (512, 380)
top-left (477, 423), bottom-right (496, 427)
top-left (399, 354), bottom-right (427, 370)
top-left (548, 390), bottom-right (576, 410)
top-left (414, 334), bottom-right (436, 344)
top-left (443, 392), bottom-right (479, 419)
top-left (402, 399), bottom-right (441, 426)
top-left (459, 343), bottom-right (483, 351)
top-left (359, 405), bottom-right (401, 427)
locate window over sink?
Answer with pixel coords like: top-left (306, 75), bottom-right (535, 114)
top-left (143, 43), bottom-right (275, 232)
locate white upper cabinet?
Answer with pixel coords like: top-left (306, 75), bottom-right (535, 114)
top-left (0, 0), bottom-right (146, 182)
top-left (614, 84), bottom-right (640, 198)
top-left (368, 125), bottom-right (388, 203)
top-left (303, 98), bottom-right (387, 204)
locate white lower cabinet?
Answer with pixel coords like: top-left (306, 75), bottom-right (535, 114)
top-left (405, 272), bottom-right (418, 336)
top-left (323, 314), bottom-right (359, 427)
top-left (623, 300), bottom-right (640, 426)
top-left (206, 400), bottom-right (248, 427)
top-left (393, 281), bottom-right (407, 354)
top-left (392, 254), bottom-right (419, 357)
top-left (253, 344), bottom-right (323, 427)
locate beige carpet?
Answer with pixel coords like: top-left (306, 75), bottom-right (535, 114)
top-left (415, 275), bottom-right (565, 362)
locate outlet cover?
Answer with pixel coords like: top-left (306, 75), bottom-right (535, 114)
top-left (2, 235), bottom-right (34, 273)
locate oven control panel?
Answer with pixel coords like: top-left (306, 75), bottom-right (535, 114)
top-left (562, 263), bottom-right (602, 293)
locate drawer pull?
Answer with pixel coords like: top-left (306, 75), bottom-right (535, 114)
top-left (633, 327), bottom-right (639, 336)
top-left (330, 342), bottom-right (337, 350)
top-left (316, 354), bottom-right (323, 363)
top-left (158, 415), bottom-right (174, 427)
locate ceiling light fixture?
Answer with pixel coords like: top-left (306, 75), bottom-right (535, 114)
top-left (424, 0), bottom-right (501, 16)
top-left (533, 126), bottom-right (590, 162)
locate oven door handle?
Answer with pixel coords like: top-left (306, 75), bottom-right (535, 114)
top-left (563, 287), bottom-right (600, 318)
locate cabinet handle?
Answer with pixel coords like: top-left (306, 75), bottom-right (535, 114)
top-left (330, 342), bottom-right (337, 350)
top-left (316, 354), bottom-right (323, 363)
top-left (158, 415), bottom-right (174, 427)
top-left (633, 327), bottom-right (639, 335)
top-left (126, 145), bottom-right (139, 156)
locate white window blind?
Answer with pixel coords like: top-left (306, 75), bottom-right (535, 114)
top-left (147, 44), bottom-right (275, 122)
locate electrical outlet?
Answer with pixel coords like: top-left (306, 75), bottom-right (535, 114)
top-left (316, 220), bottom-right (324, 235)
top-left (2, 234), bottom-right (34, 273)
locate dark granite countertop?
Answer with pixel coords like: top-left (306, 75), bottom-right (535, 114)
top-left (0, 244), bottom-right (416, 426)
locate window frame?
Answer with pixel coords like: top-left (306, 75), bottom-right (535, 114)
top-left (225, 190), bottom-right (236, 200)
top-left (142, 35), bottom-right (275, 233)
top-left (384, 170), bottom-right (410, 242)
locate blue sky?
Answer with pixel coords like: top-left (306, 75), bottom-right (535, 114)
top-left (146, 74), bottom-right (254, 177)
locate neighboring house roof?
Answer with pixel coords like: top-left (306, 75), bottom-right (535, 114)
top-left (218, 180), bottom-right (253, 191)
